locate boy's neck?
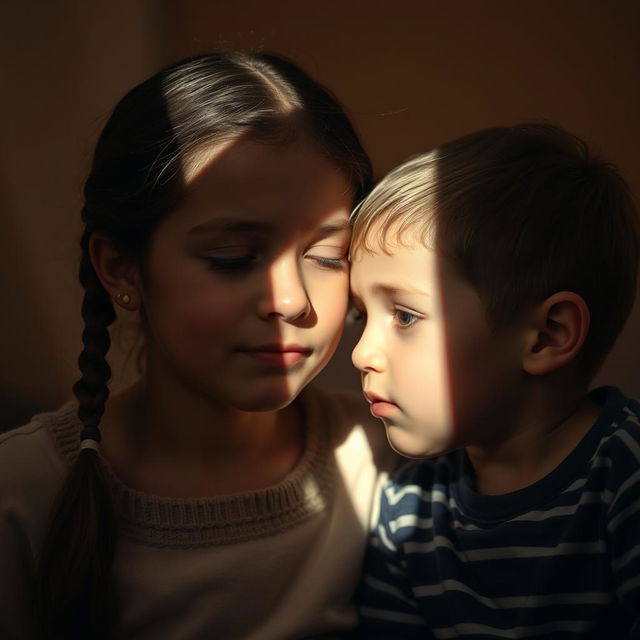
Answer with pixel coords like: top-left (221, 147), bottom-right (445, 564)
top-left (465, 384), bottom-right (599, 496)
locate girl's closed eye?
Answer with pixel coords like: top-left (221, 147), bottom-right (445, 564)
top-left (305, 244), bottom-right (348, 270)
top-left (200, 247), bottom-right (258, 272)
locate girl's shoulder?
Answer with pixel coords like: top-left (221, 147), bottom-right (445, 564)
top-left (0, 403), bottom-right (78, 497)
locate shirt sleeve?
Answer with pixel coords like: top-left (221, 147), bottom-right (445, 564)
top-left (0, 423), bottom-right (63, 640)
top-left (608, 427), bottom-right (640, 637)
top-left (0, 506), bottom-right (39, 639)
top-left (357, 482), bottom-right (432, 640)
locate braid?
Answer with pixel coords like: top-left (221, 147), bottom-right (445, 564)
top-left (73, 231), bottom-right (116, 439)
top-left (35, 230), bottom-right (118, 639)
top-left (33, 51), bottom-right (375, 638)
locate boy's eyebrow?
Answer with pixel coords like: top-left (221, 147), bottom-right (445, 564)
top-left (373, 283), bottom-right (431, 297)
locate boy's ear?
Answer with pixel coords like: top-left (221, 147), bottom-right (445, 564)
top-left (89, 234), bottom-right (141, 310)
top-left (522, 291), bottom-right (590, 376)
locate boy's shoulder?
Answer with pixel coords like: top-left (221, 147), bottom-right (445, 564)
top-left (377, 453), bottom-right (457, 520)
top-left (589, 387), bottom-right (639, 448)
top-left (589, 386), bottom-right (640, 478)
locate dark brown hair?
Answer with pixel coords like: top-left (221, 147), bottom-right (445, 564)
top-left (351, 123), bottom-right (638, 381)
top-left (36, 52), bottom-right (372, 638)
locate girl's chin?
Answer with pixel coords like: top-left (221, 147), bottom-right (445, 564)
top-left (233, 384), bottom-right (306, 413)
top-left (229, 360), bottom-right (327, 412)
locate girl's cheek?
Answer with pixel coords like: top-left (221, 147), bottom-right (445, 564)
top-left (184, 292), bottom-right (245, 327)
top-left (312, 276), bottom-right (350, 323)
top-left (148, 282), bottom-right (244, 334)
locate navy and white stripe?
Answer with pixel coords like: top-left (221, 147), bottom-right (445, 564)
top-left (358, 387), bottom-right (640, 639)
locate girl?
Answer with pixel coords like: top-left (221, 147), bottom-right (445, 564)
top-left (0, 52), bottom-right (393, 639)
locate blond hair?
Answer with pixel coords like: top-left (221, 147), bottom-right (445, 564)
top-left (351, 123), bottom-right (639, 380)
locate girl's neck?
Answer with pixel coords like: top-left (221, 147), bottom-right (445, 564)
top-left (99, 379), bottom-right (305, 498)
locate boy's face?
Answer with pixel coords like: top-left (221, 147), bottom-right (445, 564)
top-left (350, 226), bottom-right (525, 458)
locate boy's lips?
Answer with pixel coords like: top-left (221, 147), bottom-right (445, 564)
top-left (238, 343), bottom-right (312, 366)
top-left (363, 391), bottom-right (398, 417)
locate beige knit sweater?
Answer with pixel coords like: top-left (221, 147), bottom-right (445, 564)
top-left (0, 385), bottom-right (394, 639)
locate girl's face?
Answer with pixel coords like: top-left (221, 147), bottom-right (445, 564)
top-left (136, 135), bottom-right (353, 412)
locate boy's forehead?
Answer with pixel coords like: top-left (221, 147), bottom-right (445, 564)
top-left (351, 230), bottom-right (437, 277)
top-left (351, 218), bottom-right (433, 258)
top-left (349, 240), bottom-right (439, 310)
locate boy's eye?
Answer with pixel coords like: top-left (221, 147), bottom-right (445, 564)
top-left (395, 309), bottom-right (419, 328)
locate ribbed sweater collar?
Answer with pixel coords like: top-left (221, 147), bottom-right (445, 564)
top-left (38, 387), bottom-right (335, 548)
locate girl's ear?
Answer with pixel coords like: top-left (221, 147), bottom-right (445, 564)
top-left (89, 234), bottom-right (141, 310)
top-left (522, 291), bottom-right (590, 376)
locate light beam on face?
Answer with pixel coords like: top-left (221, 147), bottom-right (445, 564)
top-left (350, 226), bottom-right (453, 458)
top-left (138, 134), bottom-right (354, 413)
top-left (351, 221), bottom-right (524, 458)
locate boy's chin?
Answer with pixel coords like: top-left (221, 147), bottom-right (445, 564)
top-left (385, 424), bottom-right (453, 459)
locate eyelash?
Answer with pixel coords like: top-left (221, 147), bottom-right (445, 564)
top-left (394, 309), bottom-right (420, 328)
top-left (204, 256), bottom-right (256, 272)
top-left (203, 253), bottom-right (346, 273)
top-left (348, 307), bottom-right (421, 330)
top-left (308, 255), bottom-right (347, 270)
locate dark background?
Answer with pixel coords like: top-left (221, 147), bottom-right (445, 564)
top-left (1, 0), bottom-right (638, 429)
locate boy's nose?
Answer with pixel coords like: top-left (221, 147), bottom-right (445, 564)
top-left (351, 326), bottom-right (385, 373)
top-left (258, 253), bottom-right (311, 320)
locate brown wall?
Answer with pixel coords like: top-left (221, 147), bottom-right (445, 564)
top-left (1, 0), bottom-right (638, 426)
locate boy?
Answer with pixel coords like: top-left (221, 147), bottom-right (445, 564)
top-left (349, 124), bottom-right (640, 638)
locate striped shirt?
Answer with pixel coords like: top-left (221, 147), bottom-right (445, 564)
top-left (358, 387), bottom-right (640, 639)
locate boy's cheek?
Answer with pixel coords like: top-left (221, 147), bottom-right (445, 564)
top-left (388, 353), bottom-right (455, 457)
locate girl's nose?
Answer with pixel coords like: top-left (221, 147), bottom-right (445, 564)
top-left (258, 253), bottom-right (311, 320)
top-left (351, 323), bottom-right (385, 373)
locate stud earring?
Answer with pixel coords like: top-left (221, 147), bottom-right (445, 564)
top-left (116, 292), bottom-right (131, 305)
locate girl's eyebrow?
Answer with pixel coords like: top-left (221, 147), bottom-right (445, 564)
top-left (188, 219), bottom-right (274, 235)
top-left (314, 221), bottom-right (351, 235)
top-left (188, 220), bottom-right (350, 237)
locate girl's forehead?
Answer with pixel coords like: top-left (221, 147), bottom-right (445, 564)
top-left (155, 137), bottom-right (353, 239)
top-left (182, 137), bottom-right (239, 183)
top-left (183, 133), bottom-right (336, 185)
top-left (184, 215), bottom-right (351, 242)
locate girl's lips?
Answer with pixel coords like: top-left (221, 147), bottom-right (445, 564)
top-left (239, 344), bottom-right (312, 367)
